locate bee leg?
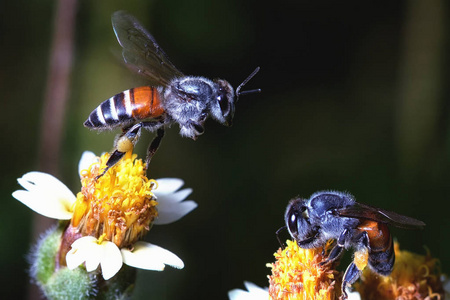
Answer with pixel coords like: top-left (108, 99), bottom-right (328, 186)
top-left (96, 124), bottom-right (142, 180)
top-left (340, 262), bottom-right (361, 300)
top-left (320, 244), bottom-right (344, 267)
top-left (320, 228), bottom-right (349, 266)
top-left (141, 120), bottom-right (164, 132)
top-left (339, 232), bottom-right (370, 300)
top-left (322, 239), bottom-right (337, 256)
top-left (189, 121), bottom-right (204, 136)
top-left (145, 128), bottom-right (165, 170)
top-left (95, 150), bottom-right (126, 180)
top-left (182, 120), bottom-right (204, 140)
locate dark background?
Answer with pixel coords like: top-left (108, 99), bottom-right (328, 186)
top-left (2, 0), bottom-right (449, 299)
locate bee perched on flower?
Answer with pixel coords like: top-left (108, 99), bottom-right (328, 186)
top-left (228, 193), bottom-right (447, 300)
top-left (13, 151), bottom-right (197, 299)
top-left (229, 240), bottom-right (449, 300)
top-left (283, 191), bottom-right (425, 299)
top-left (229, 240), bottom-right (361, 300)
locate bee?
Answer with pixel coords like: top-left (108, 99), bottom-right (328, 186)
top-left (284, 191), bottom-right (425, 299)
top-left (84, 11), bottom-right (260, 176)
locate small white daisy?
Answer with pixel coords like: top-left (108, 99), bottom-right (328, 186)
top-left (13, 151), bottom-right (197, 280)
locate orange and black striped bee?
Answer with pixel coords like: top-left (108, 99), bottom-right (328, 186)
top-left (84, 11), bottom-right (260, 176)
top-left (284, 191), bottom-right (425, 299)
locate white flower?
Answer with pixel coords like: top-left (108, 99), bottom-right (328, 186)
top-left (13, 151), bottom-right (196, 280)
top-left (228, 282), bottom-right (268, 300)
top-left (228, 282), bottom-right (361, 300)
top-left (13, 151), bottom-right (196, 225)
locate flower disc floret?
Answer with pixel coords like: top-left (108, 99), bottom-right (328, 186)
top-left (72, 153), bottom-right (158, 248)
top-left (268, 240), bottom-right (341, 300)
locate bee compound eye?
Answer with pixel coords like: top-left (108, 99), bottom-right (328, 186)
top-left (287, 210), bottom-right (299, 234)
top-left (217, 90), bottom-right (229, 114)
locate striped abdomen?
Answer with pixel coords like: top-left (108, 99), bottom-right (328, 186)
top-left (84, 86), bottom-right (165, 129)
top-left (357, 220), bottom-right (394, 275)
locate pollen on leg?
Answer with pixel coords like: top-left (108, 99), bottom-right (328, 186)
top-left (354, 248), bottom-right (369, 271)
top-left (116, 135), bottom-right (135, 153)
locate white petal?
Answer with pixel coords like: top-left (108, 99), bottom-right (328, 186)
top-left (244, 282), bottom-right (268, 295)
top-left (443, 275), bottom-right (450, 299)
top-left (100, 242), bottom-right (123, 280)
top-left (443, 275), bottom-right (450, 290)
top-left (165, 188), bottom-right (193, 203)
top-left (153, 185), bottom-right (197, 225)
top-left (66, 237), bottom-right (99, 270)
top-left (12, 172), bottom-right (76, 219)
top-left (346, 289), bottom-right (361, 300)
top-left (66, 236), bottom-right (123, 280)
top-left (228, 290), bottom-right (257, 300)
top-left (122, 241), bottom-right (184, 270)
top-left (84, 243), bottom-right (103, 272)
top-left (228, 281), bottom-right (268, 300)
top-left (78, 151), bottom-right (98, 176)
top-left (153, 178), bottom-right (184, 195)
top-left (66, 247), bottom-right (86, 270)
top-left (153, 198), bottom-right (197, 225)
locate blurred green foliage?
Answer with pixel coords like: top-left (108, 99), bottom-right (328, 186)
top-left (2, 0), bottom-right (449, 299)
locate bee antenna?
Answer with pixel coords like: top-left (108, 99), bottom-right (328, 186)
top-left (276, 225), bottom-right (287, 248)
top-left (236, 67), bottom-right (261, 100)
top-left (238, 89), bottom-right (261, 96)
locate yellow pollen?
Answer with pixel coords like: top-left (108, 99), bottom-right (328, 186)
top-left (267, 240), bottom-right (341, 300)
top-left (71, 153), bottom-right (158, 248)
top-left (353, 248), bottom-right (369, 271)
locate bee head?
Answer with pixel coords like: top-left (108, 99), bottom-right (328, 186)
top-left (210, 67), bottom-right (260, 127)
top-left (285, 198), bottom-right (321, 248)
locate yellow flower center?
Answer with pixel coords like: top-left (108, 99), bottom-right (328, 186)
top-left (355, 242), bottom-right (444, 300)
top-left (268, 240), bottom-right (341, 300)
top-left (71, 152), bottom-right (158, 248)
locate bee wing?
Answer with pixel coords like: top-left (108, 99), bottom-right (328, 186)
top-left (335, 202), bottom-right (425, 229)
top-left (112, 11), bottom-right (184, 87)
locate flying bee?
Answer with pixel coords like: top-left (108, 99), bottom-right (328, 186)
top-left (283, 191), bottom-right (425, 299)
top-left (84, 11), bottom-right (260, 176)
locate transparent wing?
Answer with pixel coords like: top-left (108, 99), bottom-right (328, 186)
top-left (335, 202), bottom-right (425, 229)
top-left (112, 11), bottom-right (184, 87)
